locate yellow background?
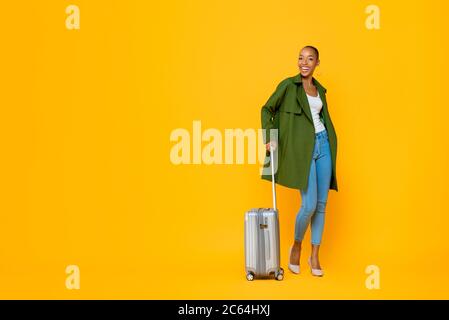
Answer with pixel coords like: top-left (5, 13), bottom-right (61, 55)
top-left (0, 0), bottom-right (448, 299)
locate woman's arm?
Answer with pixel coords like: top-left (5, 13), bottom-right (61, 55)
top-left (261, 80), bottom-right (289, 149)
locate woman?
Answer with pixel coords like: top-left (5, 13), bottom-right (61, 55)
top-left (260, 46), bottom-right (338, 277)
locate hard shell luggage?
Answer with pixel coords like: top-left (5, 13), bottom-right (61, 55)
top-left (244, 145), bottom-right (284, 281)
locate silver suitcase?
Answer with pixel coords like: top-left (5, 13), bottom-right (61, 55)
top-left (244, 145), bottom-right (284, 281)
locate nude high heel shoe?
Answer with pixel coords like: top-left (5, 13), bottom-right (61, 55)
top-left (308, 257), bottom-right (324, 277)
top-left (288, 245), bottom-right (300, 274)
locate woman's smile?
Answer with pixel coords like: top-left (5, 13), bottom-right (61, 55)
top-left (300, 66), bottom-right (311, 74)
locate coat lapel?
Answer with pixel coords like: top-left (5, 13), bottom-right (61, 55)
top-left (297, 85), bottom-right (314, 124)
top-left (293, 72), bottom-right (328, 126)
top-left (317, 85), bottom-right (329, 122)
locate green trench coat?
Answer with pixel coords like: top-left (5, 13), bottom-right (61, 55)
top-left (260, 72), bottom-right (338, 192)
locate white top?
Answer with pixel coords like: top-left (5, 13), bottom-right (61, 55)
top-left (306, 91), bottom-right (326, 133)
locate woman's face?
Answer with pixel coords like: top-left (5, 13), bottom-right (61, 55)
top-left (298, 47), bottom-right (320, 78)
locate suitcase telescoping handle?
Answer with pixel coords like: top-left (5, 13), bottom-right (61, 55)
top-left (270, 143), bottom-right (277, 211)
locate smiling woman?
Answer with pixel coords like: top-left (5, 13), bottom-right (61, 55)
top-left (260, 45), bottom-right (338, 277)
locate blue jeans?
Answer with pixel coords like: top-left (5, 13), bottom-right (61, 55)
top-left (294, 129), bottom-right (332, 245)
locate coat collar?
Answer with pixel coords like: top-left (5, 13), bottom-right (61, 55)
top-left (292, 72), bottom-right (327, 93)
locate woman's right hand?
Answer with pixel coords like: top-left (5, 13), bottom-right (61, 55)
top-left (265, 141), bottom-right (277, 151)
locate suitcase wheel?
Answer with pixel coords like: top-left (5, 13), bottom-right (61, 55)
top-left (246, 272), bottom-right (254, 281)
top-left (275, 269), bottom-right (284, 281)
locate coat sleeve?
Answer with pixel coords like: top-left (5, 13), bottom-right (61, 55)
top-left (261, 80), bottom-right (289, 145)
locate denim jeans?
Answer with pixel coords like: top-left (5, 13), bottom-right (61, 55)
top-left (294, 129), bottom-right (332, 245)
